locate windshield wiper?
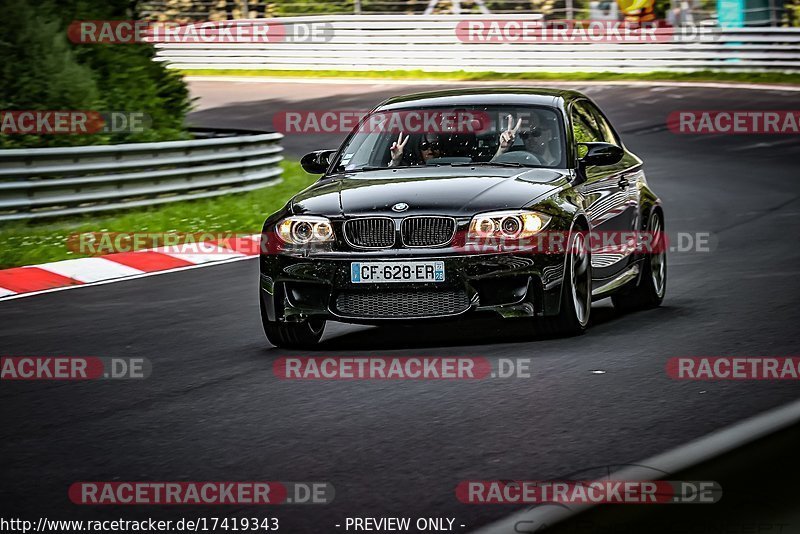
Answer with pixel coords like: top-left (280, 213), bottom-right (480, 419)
top-left (343, 163), bottom-right (442, 172)
top-left (450, 161), bottom-right (530, 168)
top-left (343, 165), bottom-right (387, 172)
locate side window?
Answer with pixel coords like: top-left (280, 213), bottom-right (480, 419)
top-left (570, 101), bottom-right (603, 158)
top-left (588, 104), bottom-right (620, 145)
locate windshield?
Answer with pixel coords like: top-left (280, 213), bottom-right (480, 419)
top-left (333, 105), bottom-right (566, 172)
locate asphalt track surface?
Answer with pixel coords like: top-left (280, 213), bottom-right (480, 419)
top-left (2, 80), bottom-right (799, 532)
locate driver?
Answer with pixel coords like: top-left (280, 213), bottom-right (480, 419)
top-left (388, 132), bottom-right (442, 167)
top-left (492, 113), bottom-right (560, 166)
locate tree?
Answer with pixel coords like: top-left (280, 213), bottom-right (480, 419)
top-left (0, 0), bottom-right (192, 147)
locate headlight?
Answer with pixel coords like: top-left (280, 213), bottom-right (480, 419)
top-left (276, 216), bottom-right (334, 244)
top-left (467, 210), bottom-right (551, 242)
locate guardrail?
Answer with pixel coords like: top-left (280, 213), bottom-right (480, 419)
top-left (153, 15), bottom-right (800, 72)
top-left (0, 129), bottom-right (284, 221)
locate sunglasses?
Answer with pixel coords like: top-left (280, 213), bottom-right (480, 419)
top-left (419, 141), bottom-right (441, 151)
top-left (519, 128), bottom-right (547, 139)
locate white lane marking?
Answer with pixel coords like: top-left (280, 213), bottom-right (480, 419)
top-left (472, 397), bottom-right (800, 534)
top-left (186, 76), bottom-right (800, 92)
top-left (0, 287), bottom-right (16, 297)
top-left (36, 257), bottom-right (144, 283)
top-left (730, 138), bottom-right (800, 151)
top-left (151, 243), bottom-right (245, 264)
top-left (0, 256), bottom-right (257, 302)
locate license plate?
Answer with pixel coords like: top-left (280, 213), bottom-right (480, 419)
top-left (350, 261), bottom-right (445, 283)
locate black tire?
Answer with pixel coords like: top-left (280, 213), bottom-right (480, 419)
top-left (612, 211), bottom-right (667, 313)
top-left (260, 296), bottom-right (325, 349)
top-left (538, 229), bottom-right (592, 337)
top-left (262, 318), bottom-right (325, 349)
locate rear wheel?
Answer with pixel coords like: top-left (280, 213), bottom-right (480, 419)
top-left (612, 211), bottom-right (667, 312)
top-left (538, 229), bottom-right (591, 337)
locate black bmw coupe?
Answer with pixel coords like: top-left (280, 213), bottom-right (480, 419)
top-left (259, 88), bottom-right (666, 348)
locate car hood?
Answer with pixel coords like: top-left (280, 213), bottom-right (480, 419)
top-left (291, 167), bottom-right (568, 217)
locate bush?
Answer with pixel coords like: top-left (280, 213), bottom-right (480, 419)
top-left (786, 0), bottom-right (800, 26)
top-left (0, 0), bottom-right (192, 148)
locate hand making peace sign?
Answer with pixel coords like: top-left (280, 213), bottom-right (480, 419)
top-left (498, 114), bottom-right (523, 151)
top-left (389, 131), bottom-right (409, 166)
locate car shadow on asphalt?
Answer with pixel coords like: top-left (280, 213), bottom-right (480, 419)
top-left (267, 304), bottom-right (681, 352)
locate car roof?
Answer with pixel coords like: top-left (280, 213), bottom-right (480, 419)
top-left (374, 87), bottom-right (585, 111)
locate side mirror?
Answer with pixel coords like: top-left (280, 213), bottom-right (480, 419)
top-left (578, 142), bottom-right (624, 167)
top-left (300, 149), bottom-right (337, 174)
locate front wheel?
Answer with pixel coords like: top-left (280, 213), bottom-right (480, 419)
top-left (612, 211), bottom-right (667, 312)
top-left (263, 318), bottom-right (325, 349)
top-left (538, 229), bottom-right (592, 337)
top-left (260, 295), bottom-right (325, 349)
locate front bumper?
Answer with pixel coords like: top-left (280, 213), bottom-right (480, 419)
top-left (260, 251), bottom-right (567, 325)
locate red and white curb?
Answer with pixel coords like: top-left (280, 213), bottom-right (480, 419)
top-left (0, 234), bottom-right (262, 301)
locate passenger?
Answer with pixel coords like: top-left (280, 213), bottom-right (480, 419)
top-left (493, 113), bottom-right (560, 166)
top-left (388, 132), bottom-right (442, 167)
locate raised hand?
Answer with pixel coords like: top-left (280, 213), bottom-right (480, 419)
top-left (389, 132), bottom-right (409, 165)
top-left (498, 114), bottom-right (522, 152)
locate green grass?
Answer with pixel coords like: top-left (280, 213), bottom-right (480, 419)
top-left (0, 160), bottom-right (317, 269)
top-left (180, 69), bottom-right (800, 86)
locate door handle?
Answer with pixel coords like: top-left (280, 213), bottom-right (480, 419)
top-left (618, 177), bottom-right (630, 188)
